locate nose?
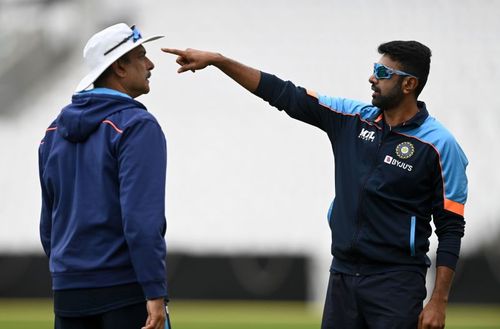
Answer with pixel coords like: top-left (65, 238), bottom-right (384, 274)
top-left (146, 56), bottom-right (155, 70)
top-left (368, 74), bottom-right (378, 85)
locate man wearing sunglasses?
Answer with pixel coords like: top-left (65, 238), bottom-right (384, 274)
top-left (163, 40), bottom-right (467, 329)
top-left (39, 24), bottom-right (170, 329)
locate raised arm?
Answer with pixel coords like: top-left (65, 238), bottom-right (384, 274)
top-left (162, 48), bottom-right (360, 134)
top-left (161, 48), bottom-right (261, 92)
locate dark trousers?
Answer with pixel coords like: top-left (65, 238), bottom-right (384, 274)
top-left (55, 301), bottom-right (147, 329)
top-left (321, 271), bottom-right (426, 329)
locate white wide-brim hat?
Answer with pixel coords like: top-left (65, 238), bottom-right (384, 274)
top-left (75, 23), bottom-right (164, 93)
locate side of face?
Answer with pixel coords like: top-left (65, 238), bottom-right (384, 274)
top-left (116, 45), bottom-right (155, 98)
top-left (368, 55), bottom-right (407, 111)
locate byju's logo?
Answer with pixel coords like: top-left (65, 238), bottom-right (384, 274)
top-left (358, 128), bottom-right (375, 142)
top-left (384, 155), bottom-right (413, 172)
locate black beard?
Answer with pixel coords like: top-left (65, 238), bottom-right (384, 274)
top-left (371, 78), bottom-right (404, 111)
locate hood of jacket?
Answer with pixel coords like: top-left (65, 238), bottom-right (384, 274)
top-left (56, 93), bottom-right (145, 142)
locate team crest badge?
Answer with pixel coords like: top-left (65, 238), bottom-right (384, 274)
top-left (395, 142), bottom-right (414, 159)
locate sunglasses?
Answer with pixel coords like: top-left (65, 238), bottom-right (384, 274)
top-left (104, 25), bottom-right (142, 56)
top-left (373, 63), bottom-right (417, 80)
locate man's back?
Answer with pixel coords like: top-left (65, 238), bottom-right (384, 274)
top-left (39, 92), bottom-right (167, 297)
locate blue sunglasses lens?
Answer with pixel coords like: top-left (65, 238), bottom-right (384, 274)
top-left (131, 26), bottom-right (142, 42)
top-left (374, 64), bottom-right (391, 79)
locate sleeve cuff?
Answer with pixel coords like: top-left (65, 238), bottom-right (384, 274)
top-left (436, 251), bottom-right (459, 270)
top-left (254, 71), bottom-right (284, 102)
top-left (141, 281), bottom-right (168, 300)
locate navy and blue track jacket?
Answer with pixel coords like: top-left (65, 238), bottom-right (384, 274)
top-left (38, 92), bottom-right (168, 299)
top-left (255, 72), bottom-right (468, 275)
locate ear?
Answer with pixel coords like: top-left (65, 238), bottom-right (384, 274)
top-left (110, 60), bottom-right (128, 79)
top-left (402, 77), bottom-right (419, 95)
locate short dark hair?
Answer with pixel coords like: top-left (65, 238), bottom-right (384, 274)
top-left (378, 40), bottom-right (431, 98)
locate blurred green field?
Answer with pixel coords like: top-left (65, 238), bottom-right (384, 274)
top-left (0, 299), bottom-right (499, 329)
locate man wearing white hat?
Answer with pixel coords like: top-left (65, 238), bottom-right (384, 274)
top-left (39, 23), bottom-right (170, 329)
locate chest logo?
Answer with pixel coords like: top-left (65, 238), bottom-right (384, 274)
top-left (384, 155), bottom-right (413, 172)
top-left (358, 128), bottom-right (376, 142)
top-left (395, 142), bottom-right (415, 159)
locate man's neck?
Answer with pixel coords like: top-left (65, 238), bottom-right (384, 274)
top-left (83, 87), bottom-right (132, 99)
top-left (383, 98), bottom-right (419, 128)
top-left (95, 81), bottom-right (133, 98)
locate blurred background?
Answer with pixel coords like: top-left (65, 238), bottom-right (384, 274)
top-left (1, 0), bottom-right (499, 328)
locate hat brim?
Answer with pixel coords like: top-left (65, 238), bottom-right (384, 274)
top-left (74, 35), bottom-right (164, 93)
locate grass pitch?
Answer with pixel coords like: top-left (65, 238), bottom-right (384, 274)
top-left (0, 299), bottom-right (499, 329)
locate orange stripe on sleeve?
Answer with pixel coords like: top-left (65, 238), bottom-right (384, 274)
top-left (306, 89), bottom-right (318, 99)
top-left (102, 120), bottom-right (123, 134)
top-left (444, 199), bottom-right (464, 216)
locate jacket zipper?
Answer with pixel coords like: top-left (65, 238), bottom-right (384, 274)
top-left (350, 124), bottom-right (386, 255)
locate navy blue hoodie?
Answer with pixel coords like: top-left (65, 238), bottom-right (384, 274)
top-left (39, 92), bottom-right (167, 299)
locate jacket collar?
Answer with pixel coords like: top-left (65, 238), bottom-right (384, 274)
top-left (370, 101), bottom-right (429, 129)
top-left (410, 101), bottom-right (429, 127)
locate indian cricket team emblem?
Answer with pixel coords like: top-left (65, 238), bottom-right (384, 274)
top-left (395, 142), bottom-right (414, 159)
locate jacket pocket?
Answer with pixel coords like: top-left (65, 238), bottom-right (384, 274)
top-left (409, 216), bottom-right (416, 256)
top-left (327, 199), bottom-right (335, 228)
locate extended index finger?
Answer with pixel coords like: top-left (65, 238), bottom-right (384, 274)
top-left (161, 48), bottom-right (185, 56)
